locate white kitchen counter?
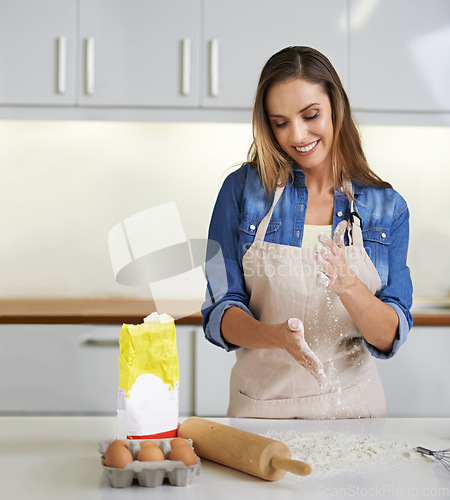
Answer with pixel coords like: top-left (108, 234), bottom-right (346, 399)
top-left (1, 416), bottom-right (449, 499)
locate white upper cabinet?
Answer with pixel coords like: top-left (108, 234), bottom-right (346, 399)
top-left (0, 0), bottom-right (76, 105)
top-left (202, 0), bottom-right (347, 109)
top-left (1, 0), bottom-right (449, 123)
top-left (350, 0), bottom-right (450, 113)
top-left (78, 0), bottom-right (201, 107)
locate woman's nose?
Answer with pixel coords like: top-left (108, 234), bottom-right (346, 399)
top-left (290, 120), bottom-right (308, 144)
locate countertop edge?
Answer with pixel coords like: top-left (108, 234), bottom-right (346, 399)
top-left (0, 299), bottom-right (449, 326)
top-left (0, 299), bottom-right (203, 325)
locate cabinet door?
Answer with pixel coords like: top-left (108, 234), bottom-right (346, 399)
top-left (350, 0), bottom-right (450, 112)
top-left (0, 324), bottom-right (195, 415)
top-left (0, 0), bottom-right (76, 105)
top-left (202, 0), bottom-right (347, 109)
top-left (194, 328), bottom-right (235, 416)
top-left (0, 325), bottom-right (120, 413)
top-left (78, 0), bottom-right (200, 107)
top-left (375, 326), bottom-right (450, 417)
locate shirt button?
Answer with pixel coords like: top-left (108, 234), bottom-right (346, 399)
top-left (250, 224), bottom-right (256, 231)
top-left (381, 232), bottom-right (387, 239)
top-left (337, 211), bottom-right (343, 217)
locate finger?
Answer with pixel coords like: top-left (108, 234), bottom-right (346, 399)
top-left (302, 356), bottom-right (328, 388)
top-left (316, 369), bottom-right (329, 389)
top-left (317, 232), bottom-right (332, 247)
top-left (333, 220), bottom-right (347, 248)
top-left (288, 317), bottom-right (304, 334)
top-left (318, 232), bottom-right (339, 256)
top-left (314, 243), bottom-right (334, 263)
top-left (316, 271), bottom-right (330, 288)
top-left (314, 252), bottom-right (335, 276)
top-left (317, 270), bottom-right (336, 290)
top-left (315, 242), bottom-right (333, 261)
top-left (298, 338), bottom-right (328, 386)
top-left (324, 273), bottom-right (337, 289)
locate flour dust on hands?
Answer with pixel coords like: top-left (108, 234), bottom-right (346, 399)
top-left (314, 220), bottom-right (351, 292)
top-left (287, 317), bottom-right (328, 388)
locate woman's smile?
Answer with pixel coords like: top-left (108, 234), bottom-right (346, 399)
top-left (295, 139), bottom-right (320, 155)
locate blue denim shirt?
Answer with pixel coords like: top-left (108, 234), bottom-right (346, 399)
top-left (202, 163), bottom-right (413, 360)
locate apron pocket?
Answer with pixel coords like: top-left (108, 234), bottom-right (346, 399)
top-left (231, 380), bottom-right (382, 419)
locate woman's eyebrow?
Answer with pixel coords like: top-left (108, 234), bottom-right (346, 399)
top-left (268, 103), bottom-right (319, 118)
top-left (299, 103), bottom-right (319, 113)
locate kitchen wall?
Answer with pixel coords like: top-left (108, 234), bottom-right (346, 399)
top-left (1, 119), bottom-right (449, 301)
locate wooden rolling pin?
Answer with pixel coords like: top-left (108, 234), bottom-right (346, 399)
top-left (178, 417), bottom-right (311, 481)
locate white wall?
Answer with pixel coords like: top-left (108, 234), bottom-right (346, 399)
top-left (0, 120), bottom-right (251, 299)
top-left (361, 125), bottom-right (450, 299)
top-left (0, 120), bottom-right (449, 300)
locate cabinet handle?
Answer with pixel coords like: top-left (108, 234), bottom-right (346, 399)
top-left (210, 38), bottom-right (219, 97)
top-left (57, 36), bottom-right (67, 94)
top-left (82, 338), bottom-right (119, 347)
top-left (181, 37), bottom-right (191, 96)
top-left (85, 36), bottom-right (95, 95)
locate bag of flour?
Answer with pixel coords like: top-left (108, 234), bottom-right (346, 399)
top-left (116, 312), bottom-right (179, 439)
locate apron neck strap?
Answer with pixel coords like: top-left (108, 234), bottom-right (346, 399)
top-left (254, 185), bottom-right (285, 242)
top-left (343, 178), bottom-right (363, 247)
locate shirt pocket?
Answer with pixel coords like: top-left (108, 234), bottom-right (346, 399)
top-left (362, 228), bottom-right (390, 287)
top-left (238, 216), bottom-right (281, 261)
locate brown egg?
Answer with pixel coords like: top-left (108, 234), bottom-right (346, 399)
top-left (108, 440), bottom-right (129, 448)
top-left (137, 444), bottom-right (165, 462)
top-left (169, 445), bottom-right (197, 466)
top-left (104, 442), bottom-right (133, 468)
top-left (170, 437), bottom-right (190, 449)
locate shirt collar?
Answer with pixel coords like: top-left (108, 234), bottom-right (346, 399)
top-left (292, 165), bottom-right (367, 196)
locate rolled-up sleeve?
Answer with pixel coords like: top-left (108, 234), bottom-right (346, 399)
top-left (365, 202), bottom-right (413, 359)
top-left (201, 168), bottom-right (252, 351)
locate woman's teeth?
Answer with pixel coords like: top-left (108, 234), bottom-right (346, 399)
top-left (296, 141), bottom-right (318, 153)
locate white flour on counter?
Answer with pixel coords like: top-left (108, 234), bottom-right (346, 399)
top-left (261, 431), bottom-right (429, 478)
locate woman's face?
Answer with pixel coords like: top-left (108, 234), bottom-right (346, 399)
top-left (265, 78), bottom-right (334, 174)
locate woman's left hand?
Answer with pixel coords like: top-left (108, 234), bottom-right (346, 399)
top-left (314, 220), bottom-right (356, 294)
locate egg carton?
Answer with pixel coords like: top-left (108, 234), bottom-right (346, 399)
top-left (98, 438), bottom-right (201, 488)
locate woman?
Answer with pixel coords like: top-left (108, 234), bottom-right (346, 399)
top-left (202, 46), bottom-right (413, 419)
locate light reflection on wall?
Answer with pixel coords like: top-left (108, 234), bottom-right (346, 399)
top-left (0, 120), bottom-right (448, 299)
top-left (360, 124), bottom-right (450, 298)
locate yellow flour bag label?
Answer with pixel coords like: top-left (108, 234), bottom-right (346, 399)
top-left (116, 312), bottom-right (179, 439)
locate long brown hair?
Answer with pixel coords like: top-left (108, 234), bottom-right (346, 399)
top-left (248, 46), bottom-right (391, 193)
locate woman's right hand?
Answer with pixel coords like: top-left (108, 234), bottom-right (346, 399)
top-left (221, 307), bottom-right (328, 388)
top-left (275, 318), bottom-right (328, 388)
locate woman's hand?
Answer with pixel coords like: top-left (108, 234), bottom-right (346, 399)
top-left (314, 220), bottom-right (357, 294)
top-left (222, 308), bottom-right (328, 386)
top-left (275, 317), bottom-right (328, 388)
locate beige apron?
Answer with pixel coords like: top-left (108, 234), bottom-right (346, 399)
top-left (227, 184), bottom-right (386, 419)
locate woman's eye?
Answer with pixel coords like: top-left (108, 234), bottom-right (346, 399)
top-left (274, 122), bottom-right (288, 129)
top-left (304, 112), bottom-right (319, 121)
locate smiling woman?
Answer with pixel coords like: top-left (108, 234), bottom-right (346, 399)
top-left (249, 46), bottom-right (391, 195)
top-left (202, 46), bottom-right (414, 420)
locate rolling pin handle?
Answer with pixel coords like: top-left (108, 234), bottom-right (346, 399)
top-left (271, 455), bottom-right (311, 476)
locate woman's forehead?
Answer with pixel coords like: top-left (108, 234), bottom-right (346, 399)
top-left (265, 78), bottom-right (329, 113)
